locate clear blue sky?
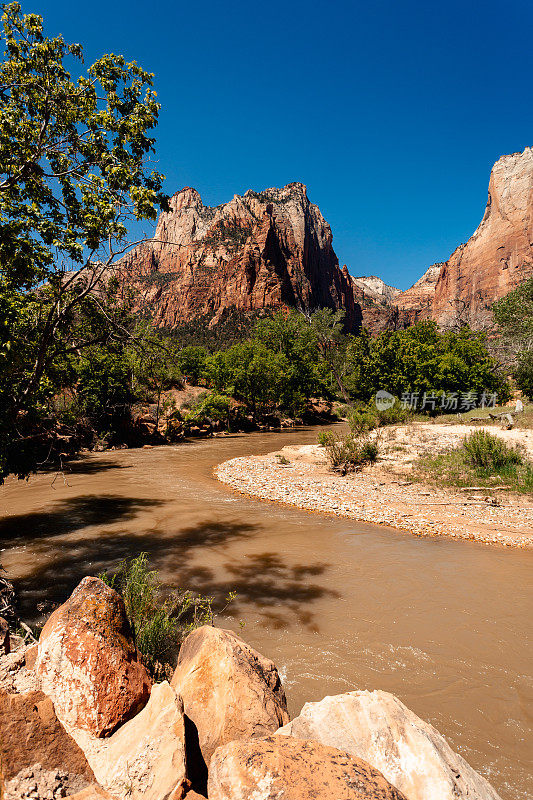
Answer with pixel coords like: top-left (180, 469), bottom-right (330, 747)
top-left (36, 0), bottom-right (532, 289)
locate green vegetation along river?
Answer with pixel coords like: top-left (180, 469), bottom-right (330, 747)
top-left (0, 426), bottom-right (531, 799)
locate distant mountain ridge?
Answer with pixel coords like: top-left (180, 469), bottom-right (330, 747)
top-left (118, 147), bottom-right (533, 335)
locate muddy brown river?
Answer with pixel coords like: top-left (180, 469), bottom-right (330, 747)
top-left (1, 427), bottom-right (531, 798)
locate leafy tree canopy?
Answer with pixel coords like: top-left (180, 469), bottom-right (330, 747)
top-left (344, 321), bottom-right (509, 405)
top-left (0, 2), bottom-right (166, 480)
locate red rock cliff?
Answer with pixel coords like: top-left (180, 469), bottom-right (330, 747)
top-left (396, 147), bottom-right (533, 327)
top-left (119, 183), bottom-right (361, 332)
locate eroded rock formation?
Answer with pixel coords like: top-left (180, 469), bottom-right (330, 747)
top-left (118, 183), bottom-right (361, 332)
top-left (395, 264), bottom-right (443, 322)
top-left (277, 690), bottom-right (502, 800)
top-left (395, 147), bottom-right (533, 328)
top-left (171, 625), bottom-right (289, 766)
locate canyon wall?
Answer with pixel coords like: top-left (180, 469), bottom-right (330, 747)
top-left (118, 148), bottom-right (532, 335)
top-left (396, 147), bottom-right (533, 328)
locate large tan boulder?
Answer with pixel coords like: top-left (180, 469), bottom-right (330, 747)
top-left (35, 577), bottom-right (152, 737)
top-left (277, 690), bottom-right (502, 800)
top-left (0, 688), bottom-right (95, 795)
top-left (171, 626), bottom-right (289, 765)
top-left (69, 681), bottom-right (188, 800)
top-left (68, 787), bottom-right (114, 800)
top-left (208, 735), bottom-right (408, 800)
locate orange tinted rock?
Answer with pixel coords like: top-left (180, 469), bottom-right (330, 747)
top-left (432, 147), bottom-right (533, 327)
top-left (0, 688), bottom-right (95, 786)
top-left (118, 183), bottom-right (361, 333)
top-left (395, 147), bottom-right (533, 329)
top-left (395, 264), bottom-right (443, 322)
top-left (68, 786), bottom-right (114, 800)
top-left (208, 735), bottom-right (408, 800)
top-left (171, 626), bottom-right (289, 766)
top-left (35, 577), bottom-right (152, 737)
top-left (277, 690), bottom-right (503, 800)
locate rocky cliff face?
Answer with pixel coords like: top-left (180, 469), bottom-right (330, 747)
top-left (119, 149), bottom-right (532, 336)
top-left (351, 276), bottom-right (400, 304)
top-left (119, 183), bottom-right (361, 332)
top-left (395, 263), bottom-right (443, 321)
top-left (431, 147), bottom-right (533, 327)
top-left (350, 275), bottom-right (408, 333)
top-left (395, 148), bottom-right (533, 328)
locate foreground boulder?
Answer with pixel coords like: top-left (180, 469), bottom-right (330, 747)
top-left (171, 626), bottom-right (289, 765)
top-left (68, 681), bottom-right (188, 800)
top-left (35, 577), bottom-right (152, 737)
top-left (277, 690), bottom-right (502, 800)
top-left (0, 688), bottom-right (95, 796)
top-left (208, 735), bottom-right (408, 800)
top-left (68, 787), bottom-right (114, 800)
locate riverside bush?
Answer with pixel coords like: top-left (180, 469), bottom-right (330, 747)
top-left (515, 351), bottom-right (533, 400)
top-left (100, 553), bottom-right (233, 678)
top-left (184, 392), bottom-right (232, 427)
top-left (462, 430), bottom-right (522, 470)
top-left (417, 430), bottom-right (533, 495)
top-left (318, 430), bottom-right (379, 474)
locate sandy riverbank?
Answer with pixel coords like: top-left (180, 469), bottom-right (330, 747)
top-left (215, 423), bottom-right (533, 548)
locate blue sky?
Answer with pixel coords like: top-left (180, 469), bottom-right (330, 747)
top-left (36, 0), bottom-right (532, 289)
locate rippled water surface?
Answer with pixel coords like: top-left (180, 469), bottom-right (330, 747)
top-left (1, 427), bottom-right (531, 799)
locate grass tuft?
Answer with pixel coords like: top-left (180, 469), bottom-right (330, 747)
top-left (416, 430), bottom-right (533, 495)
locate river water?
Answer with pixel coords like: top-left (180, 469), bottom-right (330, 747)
top-left (0, 427), bottom-right (531, 798)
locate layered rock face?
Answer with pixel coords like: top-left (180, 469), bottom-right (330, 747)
top-left (395, 264), bottom-right (443, 321)
top-left (351, 276), bottom-right (400, 304)
top-left (119, 183), bottom-right (361, 332)
top-left (350, 274), bottom-right (411, 333)
top-left (431, 147), bottom-right (533, 326)
top-left (396, 147), bottom-right (533, 327)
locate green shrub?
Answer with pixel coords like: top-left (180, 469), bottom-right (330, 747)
top-left (100, 553), bottom-right (230, 679)
top-left (374, 400), bottom-right (412, 426)
top-left (416, 430), bottom-right (533, 495)
top-left (360, 440), bottom-right (379, 463)
top-left (347, 407), bottom-right (378, 435)
top-left (185, 392), bottom-right (231, 426)
top-left (318, 430), bottom-right (379, 473)
top-left (462, 430), bottom-right (522, 470)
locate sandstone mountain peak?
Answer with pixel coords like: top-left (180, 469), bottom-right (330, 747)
top-left (429, 145), bottom-right (533, 327)
top-left (384, 146), bottom-right (533, 329)
top-left (120, 182), bottom-right (361, 331)
top-left (118, 148), bottom-right (532, 334)
top-left (351, 275), bottom-right (400, 304)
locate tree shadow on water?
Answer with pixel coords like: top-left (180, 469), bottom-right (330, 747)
top-left (10, 518), bottom-right (257, 622)
top-left (176, 551), bottom-right (339, 633)
top-left (0, 495), bottom-right (165, 543)
top-left (10, 516), bottom-right (339, 633)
